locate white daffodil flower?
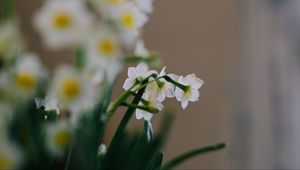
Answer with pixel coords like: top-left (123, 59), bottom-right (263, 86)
top-left (134, 40), bottom-right (149, 57)
top-left (135, 93), bottom-right (163, 121)
top-left (174, 74), bottom-right (204, 109)
top-left (46, 65), bottom-right (96, 123)
top-left (146, 67), bottom-right (175, 102)
top-left (85, 28), bottom-right (123, 83)
top-left (0, 21), bottom-right (23, 61)
top-left (123, 63), bottom-right (154, 90)
top-left (98, 143), bottom-right (107, 156)
top-left (33, 0), bottom-right (93, 50)
top-left (115, 4), bottom-right (148, 47)
top-left (13, 53), bottom-right (45, 99)
top-left (45, 120), bottom-right (73, 156)
top-left (133, 0), bottom-right (154, 14)
top-left (0, 139), bottom-right (22, 170)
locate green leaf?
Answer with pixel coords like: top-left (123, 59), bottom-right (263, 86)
top-left (75, 47), bottom-right (85, 70)
top-left (146, 152), bottom-right (163, 170)
top-left (103, 80), bottom-right (148, 169)
top-left (161, 143), bottom-right (226, 170)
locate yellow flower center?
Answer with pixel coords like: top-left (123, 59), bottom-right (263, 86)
top-left (15, 73), bottom-right (37, 90)
top-left (121, 12), bottom-right (135, 29)
top-left (0, 154), bottom-right (13, 170)
top-left (98, 38), bottom-right (117, 56)
top-left (106, 0), bottom-right (123, 5)
top-left (60, 78), bottom-right (81, 100)
top-left (54, 131), bottom-right (71, 149)
top-left (53, 12), bottom-right (72, 30)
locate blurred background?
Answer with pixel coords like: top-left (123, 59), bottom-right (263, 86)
top-left (12, 0), bottom-right (300, 169)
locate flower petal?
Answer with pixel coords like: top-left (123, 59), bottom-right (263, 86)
top-left (123, 78), bottom-right (135, 90)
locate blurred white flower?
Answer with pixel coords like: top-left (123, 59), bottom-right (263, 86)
top-left (0, 21), bottom-right (24, 61)
top-left (146, 67), bottom-right (175, 102)
top-left (115, 4), bottom-right (148, 47)
top-left (33, 0), bottom-right (93, 50)
top-left (134, 40), bottom-right (149, 57)
top-left (133, 0), bottom-right (153, 14)
top-left (85, 27), bottom-right (123, 83)
top-left (46, 65), bottom-right (96, 122)
top-left (0, 139), bottom-right (22, 170)
top-left (136, 93), bottom-right (163, 121)
top-left (45, 120), bottom-right (73, 156)
top-left (174, 74), bottom-right (204, 109)
top-left (13, 53), bottom-right (45, 99)
top-left (123, 63), bottom-right (153, 90)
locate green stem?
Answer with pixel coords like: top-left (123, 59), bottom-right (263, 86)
top-left (75, 47), bottom-right (85, 70)
top-left (120, 102), bottom-right (159, 114)
top-left (161, 143), bottom-right (226, 170)
top-left (104, 79), bottom-right (148, 167)
top-left (162, 75), bottom-right (189, 92)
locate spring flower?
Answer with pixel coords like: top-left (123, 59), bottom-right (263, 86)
top-left (33, 0), bottom-right (93, 49)
top-left (146, 67), bottom-right (175, 102)
top-left (174, 74), bottom-right (204, 109)
top-left (0, 21), bottom-right (23, 61)
top-left (0, 140), bottom-right (22, 170)
top-left (13, 53), bottom-right (45, 99)
top-left (123, 63), bottom-right (154, 90)
top-left (115, 4), bottom-right (148, 46)
top-left (46, 65), bottom-right (96, 122)
top-left (134, 40), bottom-right (149, 57)
top-left (133, 0), bottom-right (154, 14)
top-left (135, 93), bottom-right (163, 121)
top-left (45, 120), bottom-right (73, 156)
top-left (85, 28), bottom-right (123, 83)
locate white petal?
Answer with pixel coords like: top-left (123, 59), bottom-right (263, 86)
top-left (159, 66), bottom-right (167, 76)
top-left (175, 87), bottom-right (184, 102)
top-left (189, 89), bottom-right (200, 102)
top-left (123, 78), bottom-right (135, 90)
top-left (181, 100), bottom-right (189, 110)
top-left (135, 109), bottom-right (144, 120)
top-left (191, 77), bottom-right (204, 89)
top-left (136, 63), bottom-right (149, 77)
top-left (156, 92), bottom-right (166, 102)
top-left (143, 112), bottom-right (153, 121)
top-left (168, 74), bottom-right (180, 82)
top-left (128, 67), bottom-right (137, 78)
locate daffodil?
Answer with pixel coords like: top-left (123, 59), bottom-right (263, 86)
top-left (146, 67), bottom-right (175, 102)
top-left (33, 0), bottom-right (93, 49)
top-left (13, 53), bottom-right (45, 99)
top-left (135, 93), bottom-right (163, 121)
top-left (134, 40), bottom-right (149, 57)
top-left (46, 65), bottom-right (96, 122)
top-left (45, 120), bottom-right (73, 156)
top-left (123, 63), bottom-right (154, 90)
top-left (174, 74), bottom-right (204, 109)
top-left (115, 4), bottom-right (148, 46)
top-left (133, 0), bottom-right (154, 14)
top-left (85, 28), bottom-right (123, 83)
top-left (0, 21), bottom-right (23, 61)
top-left (0, 140), bottom-right (22, 170)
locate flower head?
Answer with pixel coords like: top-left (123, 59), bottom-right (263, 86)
top-left (45, 120), bottom-right (73, 156)
top-left (123, 63), bottom-right (154, 90)
top-left (33, 0), bottom-right (93, 49)
top-left (174, 74), bottom-right (204, 109)
top-left (146, 67), bottom-right (175, 102)
top-left (13, 53), bottom-right (45, 99)
top-left (0, 139), bottom-right (22, 170)
top-left (135, 93), bottom-right (163, 121)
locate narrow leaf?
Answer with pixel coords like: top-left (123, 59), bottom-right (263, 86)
top-left (146, 152), bottom-right (163, 170)
top-left (161, 143), bottom-right (226, 170)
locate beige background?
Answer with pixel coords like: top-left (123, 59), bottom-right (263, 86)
top-left (17, 0), bottom-right (240, 169)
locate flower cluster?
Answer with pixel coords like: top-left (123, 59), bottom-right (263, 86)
top-left (123, 63), bottom-right (204, 121)
top-left (0, 0), bottom-right (224, 170)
